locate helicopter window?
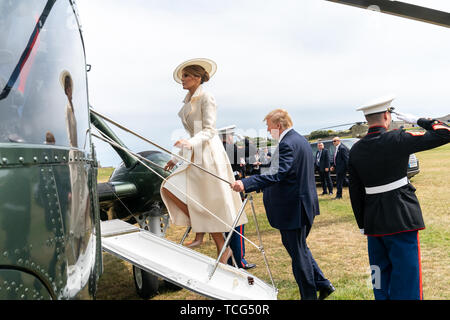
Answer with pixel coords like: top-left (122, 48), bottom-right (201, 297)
top-left (310, 139), bottom-right (359, 157)
top-left (0, 0), bottom-right (90, 150)
top-left (341, 139), bottom-right (358, 150)
top-left (310, 141), bottom-right (336, 155)
top-left (324, 142), bottom-right (336, 155)
top-left (310, 144), bottom-right (318, 155)
top-left (0, 2), bottom-right (49, 90)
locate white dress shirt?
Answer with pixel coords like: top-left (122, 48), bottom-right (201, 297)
top-left (279, 127), bottom-right (293, 142)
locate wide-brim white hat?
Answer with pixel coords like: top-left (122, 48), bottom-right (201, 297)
top-left (173, 58), bottom-right (217, 84)
top-left (357, 94), bottom-right (396, 115)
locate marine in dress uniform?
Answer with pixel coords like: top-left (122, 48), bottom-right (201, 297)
top-left (348, 95), bottom-right (450, 300)
top-left (219, 125), bottom-right (256, 270)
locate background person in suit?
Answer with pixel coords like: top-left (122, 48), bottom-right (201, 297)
top-left (315, 142), bottom-right (333, 195)
top-left (262, 147), bottom-right (272, 163)
top-left (231, 109), bottom-right (335, 300)
top-left (330, 137), bottom-right (349, 199)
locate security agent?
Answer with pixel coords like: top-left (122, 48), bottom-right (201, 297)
top-left (330, 136), bottom-right (349, 199)
top-left (348, 95), bottom-right (450, 300)
top-left (315, 141), bottom-right (333, 195)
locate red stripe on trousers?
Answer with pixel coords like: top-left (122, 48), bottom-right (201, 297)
top-left (417, 232), bottom-right (423, 300)
top-left (239, 225), bottom-right (245, 268)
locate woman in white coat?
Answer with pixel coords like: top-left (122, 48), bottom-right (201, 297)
top-left (161, 58), bottom-right (247, 264)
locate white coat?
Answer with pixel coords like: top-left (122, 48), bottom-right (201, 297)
top-left (160, 86), bottom-right (247, 232)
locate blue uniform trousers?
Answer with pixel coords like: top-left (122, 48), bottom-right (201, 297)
top-left (368, 230), bottom-right (423, 300)
top-left (226, 224), bottom-right (250, 268)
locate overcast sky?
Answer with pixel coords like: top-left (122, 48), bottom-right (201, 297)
top-left (75, 0), bottom-right (450, 167)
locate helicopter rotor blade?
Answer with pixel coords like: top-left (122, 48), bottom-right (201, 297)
top-left (325, 0), bottom-right (450, 29)
top-left (316, 121), bottom-right (366, 130)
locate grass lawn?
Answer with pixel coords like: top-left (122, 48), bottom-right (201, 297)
top-left (96, 144), bottom-right (450, 300)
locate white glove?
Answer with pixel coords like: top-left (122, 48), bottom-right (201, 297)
top-left (394, 111), bottom-right (419, 125)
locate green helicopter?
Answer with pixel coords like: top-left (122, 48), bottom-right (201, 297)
top-left (1, 0), bottom-right (448, 301)
top-left (0, 0), bottom-right (171, 300)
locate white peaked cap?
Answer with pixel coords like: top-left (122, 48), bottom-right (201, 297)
top-left (357, 94), bottom-right (396, 115)
top-left (217, 125), bottom-right (236, 135)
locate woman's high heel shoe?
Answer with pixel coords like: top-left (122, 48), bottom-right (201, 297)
top-left (185, 239), bottom-right (203, 248)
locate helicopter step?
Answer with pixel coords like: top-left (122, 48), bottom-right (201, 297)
top-left (100, 219), bottom-right (277, 300)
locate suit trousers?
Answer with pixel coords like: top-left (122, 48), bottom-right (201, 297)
top-left (279, 222), bottom-right (330, 300)
top-left (335, 171), bottom-right (346, 197)
top-left (367, 230), bottom-right (423, 300)
top-left (319, 170), bottom-right (333, 194)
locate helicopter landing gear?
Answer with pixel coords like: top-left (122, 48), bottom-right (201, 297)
top-left (135, 204), bottom-right (169, 236)
top-left (132, 265), bottom-right (159, 299)
top-left (132, 204), bottom-right (171, 299)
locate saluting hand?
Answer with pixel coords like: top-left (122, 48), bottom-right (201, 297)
top-left (394, 112), bottom-right (419, 125)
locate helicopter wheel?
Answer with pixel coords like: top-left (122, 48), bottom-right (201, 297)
top-left (133, 265), bottom-right (159, 299)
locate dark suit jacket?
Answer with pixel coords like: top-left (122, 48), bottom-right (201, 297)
top-left (315, 149), bottom-right (331, 172)
top-left (333, 143), bottom-right (349, 174)
top-left (242, 129), bottom-right (320, 230)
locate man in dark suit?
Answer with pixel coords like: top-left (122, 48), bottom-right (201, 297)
top-left (231, 109), bottom-right (334, 300)
top-left (315, 142), bottom-right (333, 195)
top-left (330, 137), bottom-right (349, 199)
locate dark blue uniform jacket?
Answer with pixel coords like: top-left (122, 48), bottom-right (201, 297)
top-left (348, 118), bottom-right (450, 236)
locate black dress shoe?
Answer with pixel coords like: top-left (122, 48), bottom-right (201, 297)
top-left (321, 192), bottom-right (328, 195)
top-left (318, 284), bottom-right (335, 300)
top-left (333, 196), bottom-right (342, 200)
top-left (243, 263), bottom-right (256, 270)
